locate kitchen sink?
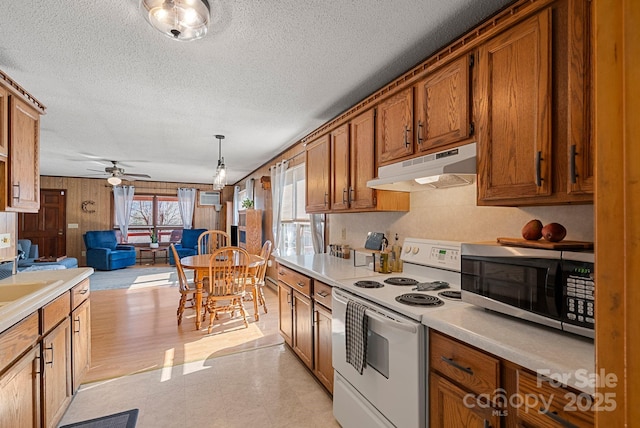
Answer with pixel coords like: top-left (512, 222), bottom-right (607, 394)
top-left (0, 281), bottom-right (61, 303)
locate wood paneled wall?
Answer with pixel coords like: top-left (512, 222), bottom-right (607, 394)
top-left (39, 176), bottom-right (228, 266)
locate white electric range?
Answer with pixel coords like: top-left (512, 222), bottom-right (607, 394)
top-left (332, 238), bottom-right (468, 428)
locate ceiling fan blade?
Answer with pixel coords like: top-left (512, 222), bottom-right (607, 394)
top-left (122, 173), bottom-right (151, 178)
top-left (87, 168), bottom-right (106, 173)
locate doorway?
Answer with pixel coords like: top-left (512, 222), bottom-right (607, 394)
top-left (18, 189), bottom-right (67, 258)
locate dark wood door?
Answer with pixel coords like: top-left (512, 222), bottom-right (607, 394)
top-left (18, 189), bottom-right (66, 258)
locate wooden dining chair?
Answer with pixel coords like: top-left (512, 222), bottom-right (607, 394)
top-left (170, 244), bottom-right (204, 325)
top-left (197, 230), bottom-right (230, 255)
top-left (253, 240), bottom-right (272, 314)
top-left (203, 246), bottom-right (252, 333)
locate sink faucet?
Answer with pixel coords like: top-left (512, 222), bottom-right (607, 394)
top-left (0, 255), bottom-right (20, 275)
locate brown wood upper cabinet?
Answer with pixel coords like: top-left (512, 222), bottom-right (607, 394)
top-left (377, 87), bottom-right (414, 165)
top-left (305, 134), bottom-right (330, 213)
top-left (415, 55), bottom-right (472, 153)
top-left (476, 1), bottom-right (593, 206)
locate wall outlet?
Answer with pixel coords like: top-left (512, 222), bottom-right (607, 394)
top-left (81, 251), bottom-right (86, 257)
top-left (0, 233), bottom-right (10, 248)
top-left (68, 223), bottom-right (79, 229)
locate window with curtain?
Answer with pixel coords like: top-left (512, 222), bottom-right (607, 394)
top-left (114, 194), bottom-right (184, 244)
top-left (280, 164), bottom-right (318, 256)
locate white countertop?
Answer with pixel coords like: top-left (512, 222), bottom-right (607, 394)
top-left (0, 267), bottom-right (94, 332)
top-left (275, 254), bottom-right (596, 395)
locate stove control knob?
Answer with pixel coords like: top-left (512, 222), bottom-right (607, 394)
top-left (412, 247), bottom-right (420, 255)
top-left (404, 246), bottom-right (412, 253)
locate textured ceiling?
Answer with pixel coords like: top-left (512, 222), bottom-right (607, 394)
top-left (0, 0), bottom-right (513, 185)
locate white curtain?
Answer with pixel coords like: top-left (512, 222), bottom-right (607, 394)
top-left (245, 178), bottom-right (255, 203)
top-left (177, 188), bottom-right (197, 229)
top-left (233, 185), bottom-right (240, 225)
top-left (271, 160), bottom-right (288, 256)
top-left (113, 185), bottom-right (135, 243)
top-left (310, 213), bottom-right (325, 254)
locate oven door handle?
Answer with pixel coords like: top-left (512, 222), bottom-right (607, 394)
top-left (334, 292), bottom-right (418, 334)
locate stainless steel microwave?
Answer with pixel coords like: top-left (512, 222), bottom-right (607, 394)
top-left (461, 243), bottom-right (594, 339)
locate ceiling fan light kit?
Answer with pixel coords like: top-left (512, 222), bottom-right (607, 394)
top-left (107, 176), bottom-right (122, 186)
top-left (140, 0), bottom-right (210, 41)
top-left (213, 134), bottom-right (227, 190)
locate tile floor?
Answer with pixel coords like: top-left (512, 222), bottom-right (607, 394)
top-left (59, 344), bottom-right (340, 428)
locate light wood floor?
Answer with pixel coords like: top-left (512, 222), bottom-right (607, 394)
top-left (86, 274), bottom-right (282, 383)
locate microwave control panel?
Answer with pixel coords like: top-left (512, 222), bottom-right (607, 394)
top-left (563, 261), bottom-right (595, 328)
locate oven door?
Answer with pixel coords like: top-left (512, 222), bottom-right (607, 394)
top-left (332, 288), bottom-right (425, 428)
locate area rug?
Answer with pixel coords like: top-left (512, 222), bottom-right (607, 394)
top-left (89, 267), bottom-right (193, 291)
top-left (59, 409), bottom-right (138, 428)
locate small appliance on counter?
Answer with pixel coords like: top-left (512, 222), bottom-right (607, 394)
top-left (461, 242), bottom-right (595, 339)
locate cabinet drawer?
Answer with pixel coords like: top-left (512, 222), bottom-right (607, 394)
top-left (313, 281), bottom-right (332, 310)
top-left (430, 330), bottom-right (499, 397)
top-left (517, 369), bottom-right (594, 427)
top-left (41, 292), bottom-right (70, 334)
top-left (0, 312), bottom-right (39, 372)
top-left (277, 265), bottom-right (312, 297)
top-left (71, 279), bottom-right (90, 309)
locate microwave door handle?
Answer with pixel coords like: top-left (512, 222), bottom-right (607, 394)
top-left (334, 291), bottom-right (417, 334)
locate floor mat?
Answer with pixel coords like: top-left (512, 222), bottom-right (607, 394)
top-left (59, 409), bottom-right (138, 428)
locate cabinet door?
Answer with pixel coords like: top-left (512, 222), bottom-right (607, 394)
top-left (71, 299), bottom-right (91, 393)
top-left (313, 303), bottom-right (333, 393)
top-left (0, 86), bottom-right (7, 157)
top-left (430, 372), bottom-right (500, 428)
top-left (42, 318), bottom-right (72, 428)
top-left (8, 96), bottom-right (40, 212)
top-left (292, 291), bottom-right (313, 370)
top-left (0, 345), bottom-right (40, 428)
top-left (415, 55), bottom-right (471, 152)
top-left (278, 282), bottom-right (293, 346)
top-left (305, 135), bottom-right (330, 213)
top-left (476, 9), bottom-right (552, 202)
top-left (330, 123), bottom-right (350, 211)
top-left (349, 108), bottom-right (376, 210)
top-left (377, 87), bottom-right (414, 165)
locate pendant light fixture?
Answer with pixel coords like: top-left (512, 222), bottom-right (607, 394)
top-left (140, 0), bottom-right (211, 42)
top-left (213, 134), bottom-right (227, 190)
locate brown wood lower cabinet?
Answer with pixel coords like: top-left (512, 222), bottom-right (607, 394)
top-left (0, 344), bottom-right (40, 428)
top-left (42, 317), bottom-right (72, 428)
top-left (71, 299), bottom-right (91, 393)
top-left (430, 330), bottom-right (594, 427)
top-left (278, 264), bottom-right (334, 394)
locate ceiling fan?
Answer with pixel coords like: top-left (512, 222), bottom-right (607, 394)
top-left (88, 160), bottom-right (151, 185)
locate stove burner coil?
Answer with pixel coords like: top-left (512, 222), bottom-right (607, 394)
top-left (354, 280), bottom-right (384, 288)
top-left (395, 293), bottom-right (444, 306)
top-left (384, 277), bottom-right (419, 286)
top-left (438, 290), bottom-right (462, 300)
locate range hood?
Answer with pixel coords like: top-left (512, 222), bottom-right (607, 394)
top-left (367, 142), bottom-right (476, 191)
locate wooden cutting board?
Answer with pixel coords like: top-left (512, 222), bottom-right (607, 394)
top-left (496, 237), bottom-right (594, 250)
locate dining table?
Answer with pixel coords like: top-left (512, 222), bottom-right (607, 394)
top-left (180, 253), bottom-right (265, 330)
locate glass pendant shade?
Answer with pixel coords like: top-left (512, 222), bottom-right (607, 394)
top-left (140, 0), bottom-right (210, 41)
top-left (107, 176), bottom-right (122, 186)
top-left (212, 134), bottom-right (227, 190)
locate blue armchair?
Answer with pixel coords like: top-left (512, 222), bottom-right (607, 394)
top-left (83, 230), bottom-right (137, 271)
top-left (168, 228), bottom-right (207, 266)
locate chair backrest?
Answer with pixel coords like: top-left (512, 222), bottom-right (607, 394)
top-left (197, 230), bottom-right (230, 255)
top-left (83, 230), bottom-right (118, 250)
top-left (207, 246), bottom-right (250, 296)
top-left (169, 244), bottom-right (191, 293)
top-left (181, 228), bottom-right (208, 249)
top-left (255, 240), bottom-right (273, 283)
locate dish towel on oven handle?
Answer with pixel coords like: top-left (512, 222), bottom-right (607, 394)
top-left (345, 300), bottom-right (368, 374)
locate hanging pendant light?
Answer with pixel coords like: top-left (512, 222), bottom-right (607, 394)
top-left (140, 0), bottom-right (210, 42)
top-left (213, 134), bottom-right (227, 190)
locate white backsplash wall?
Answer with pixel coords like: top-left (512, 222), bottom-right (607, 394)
top-left (328, 184), bottom-right (594, 247)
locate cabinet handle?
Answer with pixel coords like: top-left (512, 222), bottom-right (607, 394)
top-left (80, 288), bottom-right (89, 295)
top-left (316, 291), bottom-right (329, 299)
top-left (483, 420), bottom-right (491, 428)
top-left (343, 188), bottom-right (347, 204)
top-left (417, 120), bottom-right (424, 145)
top-left (404, 125), bottom-right (411, 148)
top-left (12, 183), bottom-right (20, 200)
top-left (324, 192), bottom-right (328, 206)
top-left (349, 187), bottom-right (354, 203)
top-left (535, 151), bottom-right (543, 187)
top-left (287, 291), bottom-right (292, 308)
top-left (34, 355), bottom-right (41, 375)
top-left (540, 408), bottom-right (579, 428)
top-left (441, 356), bottom-right (473, 375)
top-left (296, 281), bottom-right (305, 288)
top-left (570, 144), bottom-right (578, 184)
top-left (44, 344), bottom-right (54, 367)
top-left (74, 316), bottom-right (81, 333)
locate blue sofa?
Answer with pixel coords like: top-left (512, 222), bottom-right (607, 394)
top-left (16, 239), bottom-right (79, 271)
top-left (168, 228), bottom-right (207, 266)
top-left (83, 230), bottom-right (137, 271)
